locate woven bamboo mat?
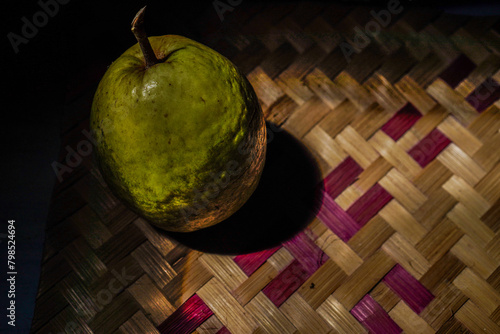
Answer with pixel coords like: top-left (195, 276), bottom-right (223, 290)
top-left (32, 3), bottom-right (500, 333)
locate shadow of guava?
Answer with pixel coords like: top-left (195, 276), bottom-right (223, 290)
top-left (161, 123), bottom-right (324, 255)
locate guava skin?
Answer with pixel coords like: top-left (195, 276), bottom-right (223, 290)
top-left (91, 35), bottom-right (266, 232)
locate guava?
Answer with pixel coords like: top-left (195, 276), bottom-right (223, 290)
top-left (90, 7), bottom-right (266, 232)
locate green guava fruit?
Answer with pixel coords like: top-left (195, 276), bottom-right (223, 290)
top-left (90, 7), bottom-right (266, 232)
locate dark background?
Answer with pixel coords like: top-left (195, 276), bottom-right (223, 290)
top-left (1, 0), bottom-right (499, 332)
top-left (1, 1), bottom-right (215, 332)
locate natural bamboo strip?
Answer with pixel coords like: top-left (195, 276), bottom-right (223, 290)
top-left (197, 278), bottom-right (259, 334)
top-left (413, 188), bottom-right (457, 230)
top-left (413, 160), bottom-right (452, 194)
top-left (233, 262), bottom-right (278, 306)
top-left (389, 301), bottom-right (435, 334)
top-left (494, 68), bottom-right (500, 83)
top-left (427, 78), bottom-right (479, 125)
top-left (94, 222), bottom-right (147, 268)
top-left (416, 218), bottom-right (464, 265)
top-left (196, 315), bottom-right (224, 334)
top-left (37, 306), bottom-right (94, 334)
top-left (316, 295), bottom-right (368, 334)
top-left (453, 268), bottom-right (500, 315)
top-left (247, 66), bottom-right (284, 108)
top-left (131, 241), bottom-right (177, 288)
top-left (451, 28), bottom-right (490, 65)
top-left (298, 259), bottom-right (346, 309)
top-left (450, 235), bottom-right (499, 279)
top-left (266, 247), bottom-right (295, 272)
top-left (382, 233), bottom-right (431, 279)
top-left (379, 169), bottom-right (428, 213)
top-left (345, 157), bottom-right (392, 196)
top-left (419, 283), bottom-right (467, 330)
top-left (442, 175), bottom-right (491, 217)
top-left (117, 311), bottom-right (160, 334)
top-left (397, 130), bottom-right (421, 152)
top-left (305, 217), bottom-right (329, 241)
top-left (62, 237), bottom-right (107, 284)
top-left (335, 186), bottom-right (363, 211)
top-left (455, 78), bottom-right (477, 98)
top-left (448, 203), bottom-right (495, 246)
top-left (282, 96), bottom-right (331, 138)
top-left (420, 24), bottom-right (460, 62)
top-left (482, 198), bottom-right (500, 233)
top-left (333, 71), bottom-right (374, 111)
top-left (58, 273), bottom-right (101, 322)
top-left (468, 106), bottom-right (500, 140)
top-left (318, 100), bottom-right (360, 138)
top-left (395, 75), bottom-right (437, 114)
top-left (37, 252), bottom-right (71, 297)
top-left (315, 229), bottom-right (363, 275)
top-left (344, 45), bottom-right (386, 84)
top-left (348, 215), bottom-right (395, 260)
top-left (437, 144), bottom-right (486, 186)
top-left (464, 54), bottom-right (500, 90)
top-left (336, 126), bottom-right (380, 169)
top-left (127, 275), bottom-right (175, 326)
top-left (333, 250), bottom-right (395, 310)
top-left (369, 131), bottom-right (422, 179)
top-left (365, 73), bottom-right (407, 113)
top-left (305, 68), bottom-right (346, 109)
top-left (407, 53), bottom-right (447, 88)
top-left (275, 45), bottom-right (327, 102)
top-left (278, 16), bottom-right (314, 53)
top-left (437, 116), bottom-right (483, 156)
top-left (409, 104), bottom-right (449, 141)
top-left (263, 95), bottom-right (298, 126)
top-left (473, 131), bottom-right (500, 172)
top-left (379, 200), bottom-right (427, 245)
top-left (162, 255), bottom-right (213, 308)
top-left (87, 291), bottom-right (138, 333)
top-left (337, 176), bottom-right (397, 211)
top-left (133, 218), bottom-right (177, 257)
top-left (350, 103), bottom-right (393, 140)
top-left (199, 254), bottom-right (248, 291)
top-left (275, 72), bottom-right (315, 106)
top-left (455, 300), bottom-right (500, 333)
top-left (69, 205), bottom-right (112, 249)
top-left (486, 234), bottom-right (500, 263)
top-left (475, 160), bottom-right (500, 204)
top-left (302, 125), bottom-right (347, 170)
top-left (280, 293), bottom-right (332, 334)
top-left (369, 282), bottom-right (400, 312)
top-left (304, 17), bottom-right (341, 54)
top-left (245, 292), bottom-right (297, 334)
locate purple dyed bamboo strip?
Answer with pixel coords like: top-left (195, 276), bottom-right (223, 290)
top-left (383, 264), bottom-right (434, 314)
top-left (317, 192), bottom-right (360, 242)
top-left (381, 103), bottom-right (422, 141)
top-left (216, 327), bottom-right (231, 334)
top-left (408, 129), bottom-right (451, 168)
top-left (283, 231), bottom-right (328, 275)
top-left (262, 259), bottom-right (309, 307)
top-left (346, 183), bottom-right (392, 227)
top-left (439, 54), bottom-right (476, 88)
top-left (233, 246), bottom-right (280, 276)
top-left (157, 294), bottom-right (213, 334)
top-left (466, 78), bottom-right (500, 112)
top-left (351, 295), bottom-right (402, 334)
top-left (324, 157), bottom-right (363, 199)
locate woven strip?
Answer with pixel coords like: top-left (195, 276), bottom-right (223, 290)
top-left (33, 3), bottom-right (500, 334)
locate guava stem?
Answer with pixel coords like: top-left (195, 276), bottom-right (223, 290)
top-left (131, 6), bottom-right (159, 69)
